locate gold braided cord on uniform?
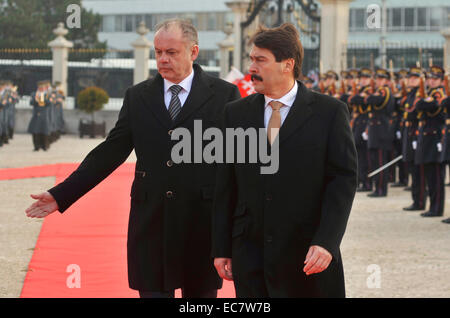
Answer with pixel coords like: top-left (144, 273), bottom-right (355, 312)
top-left (373, 86), bottom-right (390, 111)
top-left (426, 88), bottom-right (445, 117)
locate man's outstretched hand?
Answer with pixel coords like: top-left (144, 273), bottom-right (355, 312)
top-left (25, 192), bottom-right (58, 218)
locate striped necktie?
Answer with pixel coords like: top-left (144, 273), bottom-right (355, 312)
top-left (168, 85), bottom-right (183, 121)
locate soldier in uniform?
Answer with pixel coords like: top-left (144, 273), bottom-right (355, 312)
top-left (53, 81), bottom-right (66, 138)
top-left (391, 70), bottom-right (410, 187)
top-left (0, 80), bottom-right (5, 147)
top-left (402, 67), bottom-right (427, 211)
top-left (349, 68), bottom-right (373, 192)
top-left (439, 74), bottom-right (450, 223)
top-left (324, 70), bottom-right (338, 96)
top-left (28, 80), bottom-right (52, 151)
top-left (0, 80), bottom-right (10, 145)
top-left (303, 75), bottom-right (315, 89)
top-left (415, 66), bottom-right (446, 217)
top-left (365, 68), bottom-right (394, 197)
top-left (5, 80), bottom-right (19, 140)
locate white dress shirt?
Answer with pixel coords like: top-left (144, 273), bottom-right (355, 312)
top-left (264, 81), bottom-right (298, 130)
top-left (163, 69), bottom-right (195, 109)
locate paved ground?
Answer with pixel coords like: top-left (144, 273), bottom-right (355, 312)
top-left (0, 134), bottom-right (449, 298)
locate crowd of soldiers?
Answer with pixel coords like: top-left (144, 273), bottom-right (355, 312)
top-left (304, 65), bottom-right (450, 224)
top-left (28, 80), bottom-right (66, 151)
top-left (0, 80), bottom-right (19, 148)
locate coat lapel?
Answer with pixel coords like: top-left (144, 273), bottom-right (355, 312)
top-left (278, 81), bottom-right (314, 144)
top-left (139, 74), bottom-right (172, 129)
top-left (172, 64), bottom-right (214, 126)
top-left (245, 93), bottom-right (265, 130)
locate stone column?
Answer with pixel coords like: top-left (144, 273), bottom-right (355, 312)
top-left (218, 23), bottom-right (235, 79)
top-left (131, 22), bottom-right (152, 85)
top-left (442, 28), bottom-right (450, 72)
top-left (318, 0), bottom-right (353, 74)
top-left (48, 22), bottom-right (73, 96)
top-left (226, 0), bottom-right (250, 72)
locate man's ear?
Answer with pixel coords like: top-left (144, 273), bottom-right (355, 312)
top-left (191, 45), bottom-right (199, 61)
top-left (283, 58), bottom-right (295, 74)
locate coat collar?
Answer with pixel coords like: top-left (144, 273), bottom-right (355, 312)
top-left (245, 81), bottom-right (314, 144)
top-left (138, 64), bottom-right (214, 129)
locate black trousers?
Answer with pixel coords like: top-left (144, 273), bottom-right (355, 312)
top-left (369, 148), bottom-right (388, 195)
top-left (357, 146), bottom-right (372, 190)
top-left (410, 163), bottom-right (427, 208)
top-left (139, 288), bottom-right (217, 298)
top-left (32, 134), bottom-right (50, 150)
top-left (424, 163), bottom-right (445, 215)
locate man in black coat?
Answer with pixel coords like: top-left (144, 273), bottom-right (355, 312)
top-left (25, 19), bottom-right (241, 298)
top-left (212, 24), bottom-right (357, 298)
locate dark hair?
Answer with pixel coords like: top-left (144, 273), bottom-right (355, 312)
top-left (249, 23), bottom-right (304, 79)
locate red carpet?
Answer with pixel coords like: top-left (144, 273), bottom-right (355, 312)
top-left (0, 163), bottom-right (235, 298)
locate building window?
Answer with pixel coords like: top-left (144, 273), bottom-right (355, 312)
top-left (429, 8), bottom-right (441, 29)
top-left (404, 8), bottom-right (415, 30)
top-left (102, 15), bottom-right (115, 33)
top-left (391, 8), bottom-right (402, 30)
top-left (125, 15), bottom-right (134, 32)
top-left (417, 7), bottom-right (427, 30)
top-left (354, 8), bottom-right (365, 31)
top-left (115, 15), bottom-right (123, 32)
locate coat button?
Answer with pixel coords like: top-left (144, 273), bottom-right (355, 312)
top-left (166, 191), bottom-right (174, 199)
top-left (266, 235), bottom-right (273, 243)
top-left (167, 160), bottom-right (173, 167)
top-left (266, 195), bottom-right (272, 201)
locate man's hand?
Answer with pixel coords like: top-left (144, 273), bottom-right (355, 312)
top-left (214, 258), bottom-right (233, 281)
top-left (303, 245), bottom-right (332, 276)
top-left (25, 192), bottom-right (58, 218)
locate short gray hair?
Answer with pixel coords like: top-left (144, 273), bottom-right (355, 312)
top-left (154, 19), bottom-right (199, 46)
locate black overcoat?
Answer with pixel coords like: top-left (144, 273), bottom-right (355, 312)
top-left (212, 82), bottom-right (358, 297)
top-left (48, 64), bottom-right (241, 292)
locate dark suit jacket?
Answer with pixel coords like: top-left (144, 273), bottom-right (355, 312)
top-left (48, 64), bottom-right (241, 292)
top-left (212, 82), bottom-right (357, 297)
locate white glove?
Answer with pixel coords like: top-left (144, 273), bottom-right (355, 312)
top-left (396, 131), bottom-right (401, 140)
top-left (412, 141), bottom-right (417, 150)
top-left (437, 142), bottom-right (442, 152)
top-left (362, 132), bottom-right (368, 141)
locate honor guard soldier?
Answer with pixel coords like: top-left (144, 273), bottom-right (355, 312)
top-left (5, 80), bottom-right (19, 140)
top-left (0, 80), bottom-right (5, 147)
top-left (324, 70), bottom-right (338, 96)
top-left (53, 81), bottom-right (66, 138)
top-left (365, 68), bottom-right (394, 197)
top-left (337, 70), bottom-right (353, 109)
top-left (439, 72), bottom-right (450, 223)
top-left (349, 68), bottom-right (373, 192)
top-left (28, 80), bottom-right (52, 151)
top-left (391, 69), bottom-right (410, 187)
top-left (303, 75), bottom-right (315, 89)
top-left (0, 80), bottom-right (10, 145)
top-left (315, 72), bottom-right (327, 93)
top-left (402, 67), bottom-right (427, 211)
top-left (415, 65), bottom-right (446, 217)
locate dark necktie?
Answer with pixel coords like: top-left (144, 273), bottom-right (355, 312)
top-left (168, 85), bottom-right (183, 121)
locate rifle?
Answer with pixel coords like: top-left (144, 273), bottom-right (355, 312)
top-left (444, 73), bottom-right (449, 96)
top-left (389, 59), bottom-right (398, 94)
top-left (419, 75), bottom-right (427, 98)
top-left (319, 81), bottom-right (325, 94)
top-left (369, 78), bottom-right (376, 94)
top-left (330, 82), bottom-right (336, 96)
top-left (401, 79), bottom-right (407, 97)
top-left (339, 79), bottom-right (346, 95)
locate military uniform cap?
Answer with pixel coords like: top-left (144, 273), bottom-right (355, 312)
top-left (398, 69), bottom-right (409, 78)
top-left (360, 68), bottom-right (373, 78)
top-left (375, 68), bottom-right (390, 79)
top-left (430, 65), bottom-right (444, 79)
top-left (348, 69), bottom-right (360, 79)
top-left (407, 67), bottom-right (422, 77)
top-left (326, 70), bottom-right (339, 80)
